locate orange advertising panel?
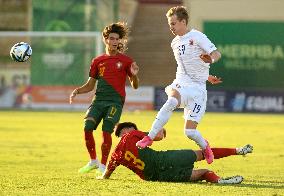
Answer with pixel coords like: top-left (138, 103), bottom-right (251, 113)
top-left (30, 86), bottom-right (94, 104)
top-left (22, 86), bottom-right (154, 111)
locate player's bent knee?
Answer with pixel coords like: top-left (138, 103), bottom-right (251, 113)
top-left (190, 169), bottom-right (210, 181)
top-left (184, 129), bottom-right (196, 139)
top-left (164, 97), bottom-right (179, 111)
top-left (84, 118), bottom-right (96, 131)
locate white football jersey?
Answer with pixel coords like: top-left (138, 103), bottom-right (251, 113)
top-left (171, 29), bottom-right (217, 86)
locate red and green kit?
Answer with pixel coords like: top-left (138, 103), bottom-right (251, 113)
top-left (89, 53), bottom-right (133, 104)
top-left (107, 130), bottom-right (197, 182)
top-left (85, 53), bottom-right (134, 133)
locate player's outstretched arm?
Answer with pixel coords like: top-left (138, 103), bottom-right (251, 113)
top-left (129, 75), bottom-right (139, 89)
top-left (207, 75), bottom-right (222, 85)
top-left (69, 77), bottom-right (96, 104)
top-left (97, 169), bottom-right (113, 180)
top-left (97, 149), bottom-right (120, 179)
top-left (129, 62), bottom-right (139, 89)
top-left (130, 62), bottom-right (139, 75)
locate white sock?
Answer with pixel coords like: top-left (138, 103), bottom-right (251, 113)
top-left (184, 129), bottom-right (207, 149)
top-left (99, 163), bottom-right (106, 173)
top-left (236, 148), bottom-right (241, 154)
top-left (88, 159), bottom-right (99, 166)
top-left (100, 164), bottom-right (106, 169)
top-left (148, 97), bottom-right (178, 139)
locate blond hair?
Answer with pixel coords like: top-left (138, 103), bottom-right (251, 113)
top-left (166, 6), bottom-right (189, 25)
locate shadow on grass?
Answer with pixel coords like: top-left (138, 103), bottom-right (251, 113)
top-left (246, 179), bottom-right (284, 184)
top-left (186, 181), bottom-right (284, 190)
top-left (85, 176), bottom-right (284, 190)
top-left (237, 183), bottom-right (284, 189)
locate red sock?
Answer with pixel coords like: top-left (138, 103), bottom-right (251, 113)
top-left (202, 171), bottom-right (220, 183)
top-left (101, 131), bottom-right (112, 165)
top-left (211, 148), bottom-right (237, 159)
top-left (84, 131), bottom-right (96, 159)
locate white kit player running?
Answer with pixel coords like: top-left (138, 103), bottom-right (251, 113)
top-left (136, 6), bottom-right (222, 164)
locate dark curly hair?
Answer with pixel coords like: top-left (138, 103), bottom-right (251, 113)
top-left (114, 122), bottom-right (138, 137)
top-left (102, 22), bottom-right (130, 52)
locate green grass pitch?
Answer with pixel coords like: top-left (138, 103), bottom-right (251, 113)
top-left (0, 110), bottom-right (283, 195)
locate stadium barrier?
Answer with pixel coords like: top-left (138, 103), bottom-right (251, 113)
top-left (1, 85), bottom-right (284, 113)
top-left (12, 86), bottom-right (154, 111)
top-left (155, 87), bottom-right (284, 113)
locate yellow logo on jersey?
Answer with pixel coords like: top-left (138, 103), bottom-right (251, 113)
top-left (124, 151), bottom-right (145, 170)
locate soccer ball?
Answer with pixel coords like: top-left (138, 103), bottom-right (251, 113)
top-left (10, 42), bottom-right (32, 62)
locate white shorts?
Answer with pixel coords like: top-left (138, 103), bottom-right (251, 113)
top-left (165, 81), bottom-right (207, 123)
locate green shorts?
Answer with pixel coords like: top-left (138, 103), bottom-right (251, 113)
top-left (139, 148), bottom-right (197, 182)
top-left (84, 100), bottom-right (123, 133)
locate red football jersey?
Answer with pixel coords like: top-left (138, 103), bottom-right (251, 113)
top-left (107, 130), bottom-right (147, 179)
top-left (89, 53), bottom-right (133, 103)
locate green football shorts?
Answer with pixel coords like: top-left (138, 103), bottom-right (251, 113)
top-left (140, 148), bottom-right (197, 182)
top-left (84, 100), bottom-right (123, 133)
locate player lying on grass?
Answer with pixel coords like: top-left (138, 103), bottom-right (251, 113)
top-left (98, 122), bottom-right (253, 183)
